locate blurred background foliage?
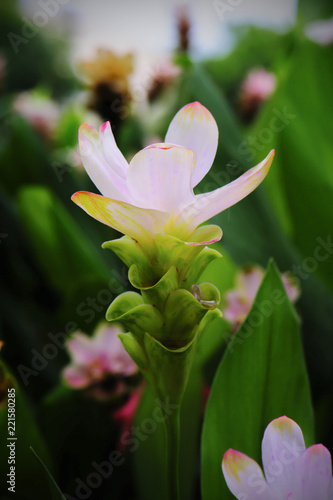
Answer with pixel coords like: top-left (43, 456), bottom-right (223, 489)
top-left (0, 0), bottom-right (333, 499)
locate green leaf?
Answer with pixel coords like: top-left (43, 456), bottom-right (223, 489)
top-left (18, 186), bottom-right (110, 296)
top-left (31, 447), bottom-right (66, 500)
top-left (253, 41), bottom-right (333, 295)
top-left (298, 0), bottom-right (333, 22)
top-left (201, 260), bottom-right (314, 500)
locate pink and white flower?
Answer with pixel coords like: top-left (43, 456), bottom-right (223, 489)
top-left (224, 266), bottom-right (300, 330)
top-left (222, 416), bottom-right (333, 500)
top-left (72, 102), bottom-right (274, 246)
top-left (62, 323), bottom-right (138, 390)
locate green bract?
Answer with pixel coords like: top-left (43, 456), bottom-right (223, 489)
top-left (104, 232), bottom-right (222, 404)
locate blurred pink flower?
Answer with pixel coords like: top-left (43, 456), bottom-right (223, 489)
top-left (13, 91), bottom-right (59, 140)
top-left (147, 60), bottom-right (181, 102)
top-left (239, 68), bottom-right (276, 119)
top-left (63, 323), bottom-right (138, 393)
top-left (222, 416), bottom-right (333, 500)
top-left (224, 266), bottom-right (300, 330)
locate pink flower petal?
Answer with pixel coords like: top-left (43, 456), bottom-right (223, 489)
top-left (238, 266), bottom-right (264, 302)
top-left (294, 444), bottom-right (333, 500)
top-left (222, 449), bottom-right (271, 500)
top-left (165, 102), bottom-right (218, 187)
top-left (66, 333), bottom-right (97, 365)
top-left (72, 191), bottom-right (168, 244)
top-left (126, 143), bottom-right (195, 213)
top-left (94, 324), bottom-right (138, 376)
top-left (282, 272), bottom-right (301, 303)
top-left (261, 416), bottom-right (306, 498)
top-left (62, 364), bottom-right (92, 388)
top-left (223, 290), bottom-right (249, 327)
top-left (329, 476), bottom-right (333, 499)
top-left (179, 150), bottom-right (274, 232)
top-left (99, 122), bottom-right (128, 177)
top-left (79, 122), bottom-right (131, 202)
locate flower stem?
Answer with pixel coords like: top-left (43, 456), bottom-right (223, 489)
top-left (164, 404), bottom-right (181, 500)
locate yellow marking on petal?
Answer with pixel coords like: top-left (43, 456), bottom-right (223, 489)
top-left (270, 415), bottom-right (294, 435)
top-left (223, 450), bottom-right (248, 483)
top-left (308, 444), bottom-right (327, 457)
top-left (183, 101), bottom-right (213, 123)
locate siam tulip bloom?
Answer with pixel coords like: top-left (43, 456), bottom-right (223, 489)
top-left (239, 68), bottom-right (276, 120)
top-left (13, 91), bottom-right (60, 141)
top-left (222, 416), bottom-right (333, 500)
top-left (72, 102), bottom-right (274, 247)
top-left (224, 265), bottom-right (300, 331)
top-left (63, 323), bottom-right (139, 400)
top-left (79, 48), bottom-right (133, 127)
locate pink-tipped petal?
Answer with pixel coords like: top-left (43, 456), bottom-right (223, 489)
top-left (294, 444), bottom-right (333, 500)
top-left (127, 144), bottom-right (195, 213)
top-left (99, 122), bottom-right (128, 177)
top-left (179, 150), bottom-right (274, 231)
top-left (72, 191), bottom-right (168, 244)
top-left (261, 416), bottom-right (306, 498)
top-left (79, 123), bottom-right (131, 202)
top-left (186, 224), bottom-right (222, 246)
top-left (165, 102), bottom-right (218, 187)
top-left (222, 449), bottom-right (271, 500)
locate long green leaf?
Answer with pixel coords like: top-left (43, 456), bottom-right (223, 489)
top-left (201, 260), bottom-right (314, 500)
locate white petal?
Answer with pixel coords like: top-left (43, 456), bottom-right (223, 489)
top-left (328, 476), bottom-right (333, 500)
top-left (72, 191), bottom-right (168, 245)
top-left (165, 102), bottom-right (218, 187)
top-left (261, 416), bottom-right (306, 498)
top-left (79, 122), bottom-right (131, 202)
top-left (99, 122), bottom-right (128, 177)
top-left (126, 143), bottom-right (195, 213)
top-left (294, 444), bottom-right (332, 500)
top-left (178, 150), bottom-right (274, 231)
top-left (222, 449), bottom-right (271, 500)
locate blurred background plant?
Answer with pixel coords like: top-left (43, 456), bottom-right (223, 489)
top-left (0, 0), bottom-right (333, 499)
